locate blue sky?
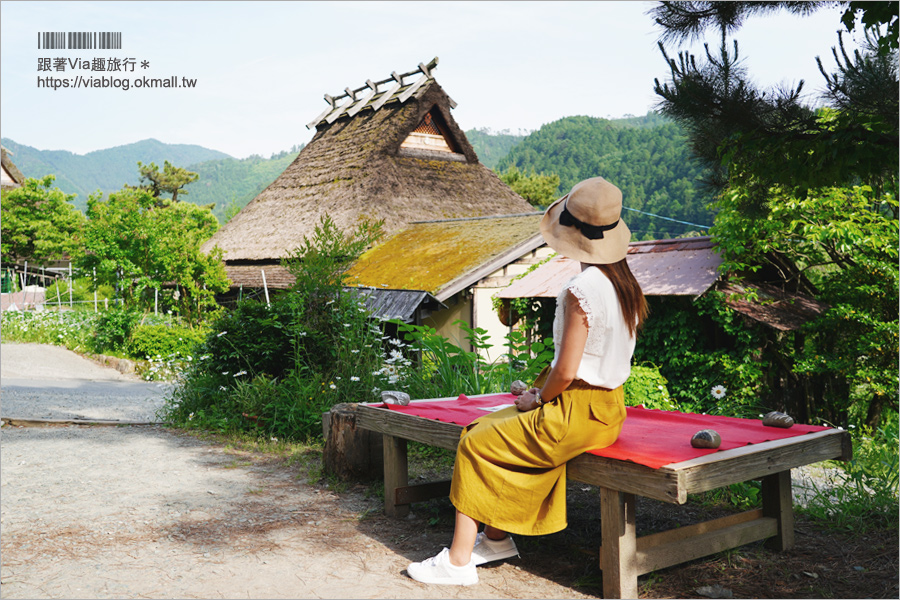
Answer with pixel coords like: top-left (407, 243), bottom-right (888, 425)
top-left (1, 1), bottom-right (858, 159)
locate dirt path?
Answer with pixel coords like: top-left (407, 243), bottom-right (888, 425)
top-left (0, 344), bottom-right (593, 599)
top-left (1, 343), bottom-right (896, 599)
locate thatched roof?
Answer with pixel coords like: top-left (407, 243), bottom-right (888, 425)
top-left (203, 57), bottom-right (533, 263)
top-left (345, 213), bottom-right (544, 302)
top-left (1, 146), bottom-right (25, 190)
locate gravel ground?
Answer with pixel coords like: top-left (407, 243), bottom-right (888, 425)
top-left (0, 343), bottom-right (593, 599)
top-left (1, 343), bottom-right (171, 423)
top-left (0, 342), bottom-right (864, 599)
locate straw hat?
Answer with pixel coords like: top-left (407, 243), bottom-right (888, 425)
top-left (539, 176), bottom-right (631, 264)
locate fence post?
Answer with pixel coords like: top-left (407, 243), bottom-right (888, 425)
top-left (68, 263), bottom-right (73, 308)
top-left (56, 283), bottom-right (63, 323)
top-left (261, 270), bottom-right (270, 307)
top-left (155, 288), bottom-right (158, 315)
top-left (93, 268), bottom-right (98, 312)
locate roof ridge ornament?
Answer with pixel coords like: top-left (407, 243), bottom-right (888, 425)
top-left (307, 57), bottom-right (441, 129)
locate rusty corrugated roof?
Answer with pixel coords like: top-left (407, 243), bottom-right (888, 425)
top-left (498, 236), bottom-right (723, 298)
top-left (345, 213), bottom-right (544, 301)
top-left (719, 281), bottom-right (829, 331)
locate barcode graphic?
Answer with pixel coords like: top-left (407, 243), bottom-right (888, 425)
top-left (38, 32), bottom-right (122, 50)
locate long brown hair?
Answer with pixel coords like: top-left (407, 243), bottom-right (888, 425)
top-left (596, 259), bottom-right (648, 337)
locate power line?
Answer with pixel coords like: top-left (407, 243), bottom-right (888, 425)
top-left (622, 206), bottom-right (712, 229)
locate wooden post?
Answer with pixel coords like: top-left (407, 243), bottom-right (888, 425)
top-left (68, 263), bottom-right (73, 308)
top-left (762, 471), bottom-right (794, 551)
top-left (600, 487), bottom-right (638, 599)
top-left (322, 403), bottom-right (383, 482)
top-left (261, 270), bottom-right (270, 306)
top-left (383, 434), bottom-right (409, 518)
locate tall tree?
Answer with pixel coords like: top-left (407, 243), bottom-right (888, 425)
top-left (76, 187), bottom-right (229, 325)
top-left (651, 1), bottom-right (899, 427)
top-left (497, 165), bottom-right (560, 208)
top-left (0, 176), bottom-right (85, 264)
top-left (135, 160), bottom-right (199, 205)
top-left (651, 1), bottom-right (899, 208)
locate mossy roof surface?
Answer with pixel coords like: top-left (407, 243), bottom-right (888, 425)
top-left (345, 214), bottom-right (542, 295)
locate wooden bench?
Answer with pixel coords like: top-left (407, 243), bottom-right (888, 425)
top-left (354, 396), bottom-right (851, 598)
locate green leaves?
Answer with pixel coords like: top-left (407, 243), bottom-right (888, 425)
top-left (497, 164), bottom-right (560, 208)
top-left (0, 175), bottom-right (85, 263)
top-left (75, 186), bottom-right (228, 324)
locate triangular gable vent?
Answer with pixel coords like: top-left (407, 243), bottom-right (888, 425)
top-left (401, 109), bottom-right (457, 153)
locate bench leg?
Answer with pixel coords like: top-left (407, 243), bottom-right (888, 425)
top-left (762, 470), bottom-right (794, 551)
top-left (383, 434), bottom-right (409, 518)
top-left (600, 486), bottom-right (638, 599)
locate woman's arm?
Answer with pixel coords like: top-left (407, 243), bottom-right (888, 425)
top-left (515, 290), bottom-right (589, 411)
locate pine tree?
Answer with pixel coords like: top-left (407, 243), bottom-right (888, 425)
top-left (651, 1), bottom-right (899, 209)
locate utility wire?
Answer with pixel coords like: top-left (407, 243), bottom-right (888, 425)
top-left (622, 206), bottom-right (712, 229)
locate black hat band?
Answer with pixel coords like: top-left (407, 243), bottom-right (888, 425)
top-left (559, 204), bottom-right (619, 240)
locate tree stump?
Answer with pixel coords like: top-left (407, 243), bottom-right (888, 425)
top-left (322, 403), bottom-right (383, 482)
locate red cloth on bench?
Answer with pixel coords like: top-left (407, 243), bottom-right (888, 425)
top-left (378, 394), bottom-right (831, 469)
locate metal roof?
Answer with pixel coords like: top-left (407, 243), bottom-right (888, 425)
top-left (719, 281), bottom-right (828, 331)
top-left (306, 57), bottom-right (452, 129)
top-left (347, 287), bottom-right (445, 323)
top-left (497, 237), bottom-right (723, 299)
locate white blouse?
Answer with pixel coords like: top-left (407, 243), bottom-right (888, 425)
top-left (550, 266), bottom-right (636, 389)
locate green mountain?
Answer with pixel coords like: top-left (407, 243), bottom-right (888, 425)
top-left (185, 148), bottom-right (302, 223)
top-left (0, 138), bottom-right (301, 222)
top-left (465, 128), bottom-right (527, 169)
top-left (1, 138), bottom-right (231, 210)
top-left (494, 113), bottom-right (716, 240)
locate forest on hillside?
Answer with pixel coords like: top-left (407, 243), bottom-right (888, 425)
top-left (496, 115), bottom-right (716, 240)
top-left (6, 113), bottom-right (712, 235)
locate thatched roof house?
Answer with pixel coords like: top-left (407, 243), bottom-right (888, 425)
top-left (1, 146), bottom-right (25, 191)
top-left (203, 57), bottom-right (533, 289)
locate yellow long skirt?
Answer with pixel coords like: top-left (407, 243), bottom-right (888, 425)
top-left (448, 376), bottom-right (626, 536)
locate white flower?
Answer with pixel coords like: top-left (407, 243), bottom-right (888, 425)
top-left (188, 412), bottom-right (195, 420)
top-left (270, 437), bottom-right (278, 442)
top-left (233, 370), bottom-right (247, 377)
top-left (711, 385), bottom-right (727, 399)
top-left (222, 371), bottom-right (229, 375)
top-left (389, 349), bottom-right (403, 361)
top-left (350, 376), bottom-right (360, 382)
top-left (329, 384), bottom-right (337, 389)
top-left (389, 338), bottom-right (402, 346)
top-left (217, 331), bottom-right (227, 337)
top-left (351, 349), bottom-right (359, 354)
top-left (219, 386), bottom-right (227, 391)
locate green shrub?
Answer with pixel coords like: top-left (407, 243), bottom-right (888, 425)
top-left (127, 324), bottom-right (206, 360)
top-left (161, 215), bottom-right (390, 441)
top-left (1, 309), bottom-right (97, 352)
top-left (45, 277), bottom-right (114, 307)
top-left (392, 320), bottom-right (555, 400)
top-left (624, 364), bottom-right (676, 410)
top-left (799, 418), bottom-right (899, 532)
top-left (93, 306), bottom-right (141, 354)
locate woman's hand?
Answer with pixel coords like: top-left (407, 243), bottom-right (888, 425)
top-left (515, 387), bottom-right (542, 412)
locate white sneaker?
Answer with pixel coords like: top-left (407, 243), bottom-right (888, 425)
top-left (406, 547), bottom-right (478, 586)
top-left (471, 532), bottom-right (520, 566)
